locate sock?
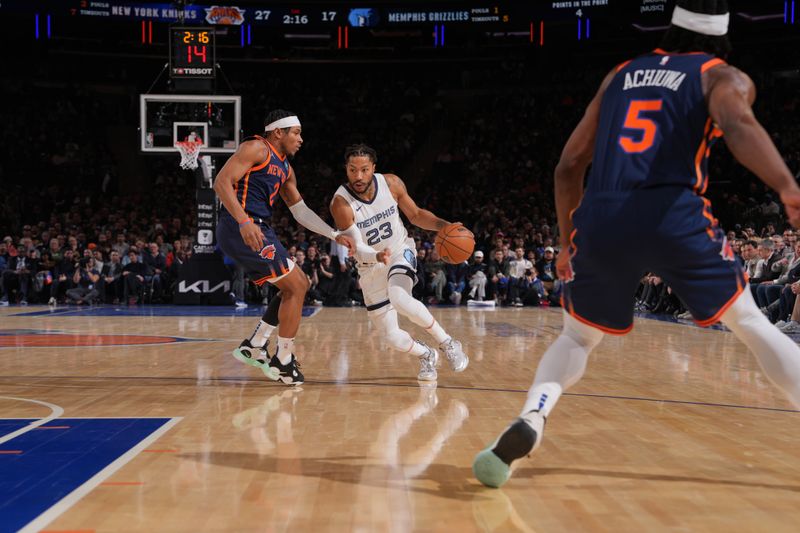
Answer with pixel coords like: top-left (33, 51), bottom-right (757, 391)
top-left (521, 382), bottom-right (562, 418)
top-left (276, 336), bottom-right (294, 365)
top-left (249, 320), bottom-right (275, 348)
top-left (425, 320), bottom-right (450, 345)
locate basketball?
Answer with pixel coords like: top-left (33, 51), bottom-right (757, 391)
top-left (435, 223), bottom-right (475, 264)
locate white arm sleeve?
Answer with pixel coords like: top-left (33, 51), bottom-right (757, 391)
top-left (288, 200), bottom-right (339, 240)
top-left (340, 224), bottom-right (378, 264)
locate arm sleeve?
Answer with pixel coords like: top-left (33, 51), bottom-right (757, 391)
top-left (339, 224), bottom-right (378, 264)
top-left (288, 200), bottom-right (339, 240)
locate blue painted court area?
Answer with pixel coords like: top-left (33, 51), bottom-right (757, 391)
top-left (0, 417), bottom-right (173, 533)
top-left (11, 304), bottom-right (321, 318)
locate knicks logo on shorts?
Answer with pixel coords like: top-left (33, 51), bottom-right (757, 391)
top-left (260, 244), bottom-right (276, 260)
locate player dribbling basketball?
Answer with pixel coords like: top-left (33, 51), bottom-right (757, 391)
top-left (330, 144), bottom-right (469, 381)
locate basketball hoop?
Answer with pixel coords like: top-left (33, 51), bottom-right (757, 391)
top-left (175, 139), bottom-right (203, 170)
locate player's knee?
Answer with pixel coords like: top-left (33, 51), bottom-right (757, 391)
top-left (385, 328), bottom-right (411, 352)
top-left (562, 312), bottom-right (604, 350)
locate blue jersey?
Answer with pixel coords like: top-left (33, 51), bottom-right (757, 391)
top-left (222, 135), bottom-right (291, 221)
top-left (587, 49), bottom-right (726, 195)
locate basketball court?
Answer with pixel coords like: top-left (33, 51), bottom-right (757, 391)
top-left (2, 305), bottom-right (799, 531)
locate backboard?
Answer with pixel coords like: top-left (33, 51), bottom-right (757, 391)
top-left (139, 94), bottom-right (241, 154)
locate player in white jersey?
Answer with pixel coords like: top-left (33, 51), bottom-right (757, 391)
top-left (330, 144), bottom-right (469, 381)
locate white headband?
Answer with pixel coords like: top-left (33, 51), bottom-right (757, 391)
top-left (265, 116), bottom-right (301, 132)
top-left (671, 6), bottom-right (729, 36)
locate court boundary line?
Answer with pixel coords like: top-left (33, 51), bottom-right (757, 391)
top-left (18, 416), bottom-right (182, 533)
top-left (0, 397), bottom-right (64, 445)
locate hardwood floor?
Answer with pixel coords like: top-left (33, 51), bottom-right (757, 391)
top-left (1, 304), bottom-right (798, 532)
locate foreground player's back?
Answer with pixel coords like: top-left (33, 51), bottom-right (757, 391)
top-left (588, 49), bottom-right (725, 194)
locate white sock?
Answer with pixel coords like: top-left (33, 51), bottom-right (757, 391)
top-left (425, 320), bottom-right (450, 345)
top-left (276, 336), bottom-right (294, 365)
top-left (521, 382), bottom-right (563, 418)
top-left (721, 287), bottom-right (800, 408)
top-left (249, 320), bottom-right (275, 348)
top-left (409, 340), bottom-right (429, 357)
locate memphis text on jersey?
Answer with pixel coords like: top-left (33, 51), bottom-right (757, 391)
top-left (356, 205), bottom-right (397, 229)
top-left (623, 69), bottom-right (687, 92)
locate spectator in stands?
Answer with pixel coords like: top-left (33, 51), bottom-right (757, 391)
top-left (426, 249), bottom-right (447, 304)
top-left (0, 247), bottom-right (36, 305)
top-left (536, 246), bottom-right (558, 290)
top-left (446, 261), bottom-right (468, 305)
top-left (468, 250), bottom-right (488, 302)
top-left (487, 249), bottom-right (510, 304)
top-left (66, 257), bottom-right (100, 305)
top-left (508, 247), bottom-right (533, 307)
top-left (143, 242), bottom-right (167, 302)
top-left (101, 250), bottom-right (124, 304)
top-left (122, 250), bottom-right (147, 305)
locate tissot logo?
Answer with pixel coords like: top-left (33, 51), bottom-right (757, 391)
top-left (174, 67), bottom-right (214, 75)
top-left (178, 280), bottom-right (231, 293)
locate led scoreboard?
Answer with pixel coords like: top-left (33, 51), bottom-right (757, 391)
top-left (169, 27), bottom-right (215, 79)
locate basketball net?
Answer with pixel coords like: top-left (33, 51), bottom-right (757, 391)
top-left (175, 134), bottom-right (203, 170)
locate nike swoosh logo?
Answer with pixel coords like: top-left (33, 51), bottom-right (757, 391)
top-left (355, 205), bottom-right (364, 211)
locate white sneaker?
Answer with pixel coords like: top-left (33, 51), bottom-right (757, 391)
top-left (234, 299), bottom-right (248, 308)
top-left (439, 337), bottom-right (469, 373)
top-left (48, 297), bottom-right (56, 306)
top-left (775, 320), bottom-right (788, 329)
top-left (677, 310), bottom-right (693, 320)
top-left (473, 410), bottom-right (546, 488)
top-left (0, 299), bottom-right (8, 307)
top-left (417, 342), bottom-right (438, 381)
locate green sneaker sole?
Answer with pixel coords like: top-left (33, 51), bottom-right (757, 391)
top-left (232, 348), bottom-right (265, 368)
top-left (472, 449), bottom-right (510, 488)
top-left (261, 365), bottom-right (281, 381)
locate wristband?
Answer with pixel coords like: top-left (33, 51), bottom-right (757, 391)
top-left (238, 218), bottom-right (253, 228)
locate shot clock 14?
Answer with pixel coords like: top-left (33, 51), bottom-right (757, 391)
top-left (170, 28), bottom-right (216, 79)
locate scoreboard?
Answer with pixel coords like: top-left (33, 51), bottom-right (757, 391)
top-left (1, 1), bottom-right (616, 27)
top-left (169, 27), bottom-right (215, 78)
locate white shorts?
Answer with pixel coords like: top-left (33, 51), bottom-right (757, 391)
top-left (358, 238), bottom-right (417, 311)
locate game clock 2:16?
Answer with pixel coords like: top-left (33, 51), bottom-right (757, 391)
top-left (169, 27), bottom-right (216, 79)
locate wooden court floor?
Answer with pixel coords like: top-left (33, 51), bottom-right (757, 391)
top-left (1, 304), bottom-right (800, 532)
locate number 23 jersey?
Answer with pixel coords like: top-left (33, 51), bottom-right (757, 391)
top-left (334, 173), bottom-right (410, 258)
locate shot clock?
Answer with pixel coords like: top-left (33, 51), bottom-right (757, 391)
top-left (169, 27), bottom-right (215, 79)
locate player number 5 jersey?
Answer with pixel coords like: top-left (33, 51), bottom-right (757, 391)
top-left (334, 173), bottom-right (409, 256)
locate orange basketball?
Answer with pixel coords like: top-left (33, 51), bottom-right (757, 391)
top-left (435, 223), bottom-right (475, 264)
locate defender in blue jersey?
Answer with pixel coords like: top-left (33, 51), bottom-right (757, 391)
top-left (474, 0), bottom-right (800, 488)
top-left (213, 110), bottom-right (354, 386)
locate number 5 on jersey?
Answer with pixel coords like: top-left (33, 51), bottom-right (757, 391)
top-left (618, 99), bottom-right (662, 154)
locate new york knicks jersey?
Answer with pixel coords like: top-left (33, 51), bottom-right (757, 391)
top-left (221, 135), bottom-right (291, 221)
top-left (334, 173), bottom-right (409, 256)
top-left (587, 49), bottom-right (726, 195)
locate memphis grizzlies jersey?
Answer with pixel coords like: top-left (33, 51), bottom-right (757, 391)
top-left (334, 173), bottom-right (409, 256)
top-left (587, 49), bottom-right (726, 195)
top-left (221, 135), bottom-right (291, 221)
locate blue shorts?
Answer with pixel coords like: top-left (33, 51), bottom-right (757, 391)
top-left (216, 215), bottom-right (293, 286)
top-left (562, 187), bottom-right (746, 334)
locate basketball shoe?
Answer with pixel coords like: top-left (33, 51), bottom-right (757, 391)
top-left (472, 410), bottom-right (545, 488)
top-left (417, 341), bottom-right (438, 381)
top-left (263, 354), bottom-right (304, 386)
top-left (440, 337), bottom-right (469, 372)
top-left (232, 339), bottom-right (268, 367)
